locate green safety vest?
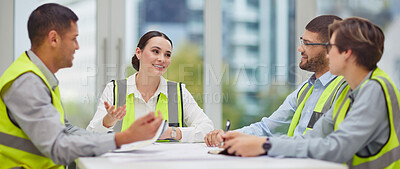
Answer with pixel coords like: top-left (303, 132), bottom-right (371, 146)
top-left (0, 52), bottom-right (65, 169)
top-left (112, 78), bottom-right (184, 131)
top-left (333, 68), bottom-right (400, 169)
top-left (287, 76), bottom-right (345, 137)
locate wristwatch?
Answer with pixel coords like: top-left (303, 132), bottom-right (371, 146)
top-left (262, 137), bottom-right (271, 155)
top-left (171, 127), bottom-right (177, 140)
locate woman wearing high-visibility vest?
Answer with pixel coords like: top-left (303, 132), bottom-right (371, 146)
top-left (87, 31), bottom-right (214, 142)
top-left (1, 4), bottom-right (165, 168)
top-left (222, 17), bottom-right (400, 169)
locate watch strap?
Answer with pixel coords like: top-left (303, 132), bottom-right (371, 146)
top-left (262, 137), bottom-right (271, 155)
top-left (171, 127), bottom-right (177, 139)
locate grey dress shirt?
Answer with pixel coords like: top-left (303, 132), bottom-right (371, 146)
top-left (1, 50), bottom-right (116, 165)
top-left (268, 71), bottom-right (389, 163)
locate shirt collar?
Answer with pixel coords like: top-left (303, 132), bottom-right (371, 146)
top-left (349, 70), bottom-right (374, 97)
top-left (126, 72), bottom-right (168, 98)
top-left (26, 50), bottom-right (59, 90)
top-left (307, 71), bottom-right (337, 87)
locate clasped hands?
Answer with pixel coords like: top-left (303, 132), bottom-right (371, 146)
top-left (204, 129), bottom-right (267, 157)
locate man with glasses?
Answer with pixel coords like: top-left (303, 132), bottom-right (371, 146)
top-left (222, 17), bottom-right (400, 169)
top-left (205, 15), bottom-right (344, 147)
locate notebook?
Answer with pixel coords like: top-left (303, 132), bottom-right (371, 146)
top-left (113, 120), bottom-right (168, 152)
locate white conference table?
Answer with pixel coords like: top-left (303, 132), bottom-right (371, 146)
top-left (77, 142), bottom-right (348, 169)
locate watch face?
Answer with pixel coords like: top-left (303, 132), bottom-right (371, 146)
top-left (171, 128), bottom-right (177, 138)
top-left (263, 142), bottom-right (271, 151)
top-left (171, 131), bottom-right (177, 137)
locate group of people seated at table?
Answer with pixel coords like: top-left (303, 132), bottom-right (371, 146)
top-left (1, 3), bottom-right (399, 169)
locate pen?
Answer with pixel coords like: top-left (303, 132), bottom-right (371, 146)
top-left (224, 120), bottom-right (230, 132)
top-left (220, 120), bottom-right (230, 147)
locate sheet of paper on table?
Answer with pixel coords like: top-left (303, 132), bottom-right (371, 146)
top-left (113, 120), bottom-right (168, 153)
top-left (103, 143), bottom-right (245, 163)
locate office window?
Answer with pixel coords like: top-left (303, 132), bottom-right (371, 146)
top-left (125, 0), bottom-right (205, 106)
top-left (222, 0), bottom-right (296, 129)
top-left (317, 0), bottom-right (400, 87)
top-left (12, 0), bottom-right (300, 129)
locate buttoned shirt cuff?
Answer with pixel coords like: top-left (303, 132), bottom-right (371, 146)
top-left (179, 127), bottom-right (190, 142)
top-left (93, 133), bottom-right (117, 156)
top-left (268, 137), bottom-right (307, 158)
top-left (180, 126), bottom-right (212, 143)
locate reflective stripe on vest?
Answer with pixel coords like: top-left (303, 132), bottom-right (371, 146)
top-left (0, 52), bottom-right (64, 169)
top-left (112, 79), bottom-right (184, 132)
top-left (287, 76), bottom-right (345, 136)
top-left (333, 68), bottom-right (400, 169)
top-left (0, 132), bottom-right (44, 157)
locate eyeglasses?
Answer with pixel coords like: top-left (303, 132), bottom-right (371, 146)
top-left (299, 37), bottom-right (328, 48)
top-left (325, 43), bottom-right (338, 53)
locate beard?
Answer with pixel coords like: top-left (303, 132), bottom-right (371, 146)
top-left (299, 50), bottom-right (329, 72)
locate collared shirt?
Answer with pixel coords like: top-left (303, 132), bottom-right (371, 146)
top-left (236, 71), bottom-right (338, 137)
top-left (1, 50), bottom-right (116, 165)
top-left (268, 71), bottom-right (389, 163)
top-left (87, 73), bottom-right (214, 142)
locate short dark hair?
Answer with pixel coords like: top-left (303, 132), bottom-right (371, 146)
top-left (28, 3), bottom-right (78, 48)
top-left (305, 15), bottom-right (342, 42)
top-left (329, 17), bottom-right (384, 70)
top-left (131, 31), bottom-right (173, 71)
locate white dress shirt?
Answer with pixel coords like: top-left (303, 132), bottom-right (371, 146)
top-left (87, 73), bottom-right (214, 142)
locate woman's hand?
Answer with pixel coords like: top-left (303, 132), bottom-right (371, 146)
top-left (204, 129), bottom-right (225, 147)
top-left (158, 127), bottom-right (182, 140)
top-left (102, 101), bottom-right (126, 128)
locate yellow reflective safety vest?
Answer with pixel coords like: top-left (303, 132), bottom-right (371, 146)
top-left (287, 76), bottom-right (345, 137)
top-left (0, 52), bottom-right (65, 169)
top-left (333, 68), bottom-right (400, 169)
top-left (112, 78), bottom-right (183, 131)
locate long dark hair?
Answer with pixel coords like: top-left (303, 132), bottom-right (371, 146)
top-left (131, 31), bottom-right (173, 71)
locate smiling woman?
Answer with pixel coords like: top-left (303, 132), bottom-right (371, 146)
top-left (87, 31), bottom-right (214, 142)
top-left (132, 32), bottom-right (172, 78)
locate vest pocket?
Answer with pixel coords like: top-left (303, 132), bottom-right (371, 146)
top-left (307, 111), bottom-right (323, 128)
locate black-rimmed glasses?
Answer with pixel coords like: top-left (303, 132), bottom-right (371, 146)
top-left (325, 43), bottom-right (338, 53)
top-left (299, 37), bottom-right (328, 47)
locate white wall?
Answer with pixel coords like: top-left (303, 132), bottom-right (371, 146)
top-left (0, 1), bottom-right (14, 75)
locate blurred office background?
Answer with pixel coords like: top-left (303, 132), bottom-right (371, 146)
top-left (1, 0), bottom-right (399, 129)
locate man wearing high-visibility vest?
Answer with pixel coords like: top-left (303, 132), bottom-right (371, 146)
top-left (223, 17), bottom-right (400, 169)
top-left (205, 15), bottom-right (344, 147)
top-left (0, 3), bottom-right (163, 168)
